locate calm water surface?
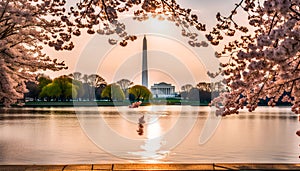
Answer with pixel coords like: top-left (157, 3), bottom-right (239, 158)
top-left (0, 106), bottom-right (299, 164)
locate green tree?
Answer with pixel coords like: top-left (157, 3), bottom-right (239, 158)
top-left (87, 74), bottom-right (106, 101)
top-left (116, 79), bottom-right (133, 93)
top-left (101, 83), bottom-right (125, 101)
top-left (72, 79), bottom-right (84, 100)
top-left (27, 75), bottom-right (52, 101)
top-left (179, 91), bottom-right (188, 100)
top-left (188, 88), bottom-right (200, 101)
top-left (79, 74), bottom-right (106, 101)
top-left (196, 82), bottom-right (212, 103)
top-left (95, 83), bottom-right (107, 100)
top-left (180, 84), bottom-right (193, 100)
top-left (68, 72), bottom-right (82, 81)
top-left (25, 75), bottom-right (52, 101)
top-left (53, 75), bottom-right (80, 101)
top-left (37, 75), bottom-right (52, 92)
top-left (39, 83), bottom-right (61, 101)
top-left (181, 84), bottom-right (193, 93)
top-left (128, 85), bottom-right (152, 102)
top-left (39, 75), bottom-right (80, 101)
top-left (53, 76), bottom-right (71, 101)
top-left (25, 81), bottom-right (39, 101)
top-left (88, 74), bottom-right (106, 88)
top-left (82, 74), bottom-right (89, 84)
top-left (196, 82), bottom-right (211, 92)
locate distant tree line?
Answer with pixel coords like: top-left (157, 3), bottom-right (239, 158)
top-left (24, 73), bottom-right (291, 106)
top-left (25, 72), bottom-right (231, 104)
top-left (25, 73), bottom-right (107, 102)
top-left (178, 82), bottom-right (291, 106)
top-left (24, 72), bottom-right (152, 103)
top-left (179, 82), bottom-right (227, 103)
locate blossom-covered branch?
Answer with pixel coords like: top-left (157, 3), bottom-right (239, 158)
top-left (63, 0), bottom-right (208, 47)
top-left (209, 0), bottom-right (300, 115)
top-left (0, 0), bottom-right (70, 106)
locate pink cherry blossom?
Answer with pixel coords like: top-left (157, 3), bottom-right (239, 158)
top-left (208, 0), bottom-right (300, 115)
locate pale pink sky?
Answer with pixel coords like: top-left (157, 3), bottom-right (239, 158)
top-left (43, 0), bottom-right (248, 90)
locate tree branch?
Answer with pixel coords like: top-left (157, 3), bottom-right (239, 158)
top-left (249, 78), bottom-right (267, 106)
top-left (101, 0), bottom-right (111, 22)
top-left (161, 0), bottom-right (176, 15)
top-left (221, 0), bottom-right (244, 27)
top-left (289, 4), bottom-right (300, 18)
top-left (0, 0), bottom-right (9, 21)
top-left (268, 12), bottom-right (278, 35)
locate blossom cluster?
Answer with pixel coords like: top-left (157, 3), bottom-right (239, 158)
top-left (0, 0), bottom-right (68, 106)
top-left (65, 0), bottom-right (207, 47)
top-left (210, 0), bottom-right (300, 115)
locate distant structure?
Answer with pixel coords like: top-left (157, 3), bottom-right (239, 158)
top-left (141, 36), bottom-right (176, 97)
top-left (151, 82), bottom-right (175, 98)
top-left (142, 35), bottom-right (148, 88)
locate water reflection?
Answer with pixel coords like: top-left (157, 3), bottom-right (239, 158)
top-left (0, 106), bottom-right (299, 163)
top-left (137, 115), bottom-right (145, 136)
top-left (130, 114), bottom-right (169, 159)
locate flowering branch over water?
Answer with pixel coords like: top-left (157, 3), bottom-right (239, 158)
top-left (0, 0), bottom-right (70, 106)
top-left (209, 0), bottom-right (300, 115)
top-left (63, 0), bottom-right (208, 47)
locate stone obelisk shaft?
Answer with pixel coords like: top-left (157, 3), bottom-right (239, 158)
top-left (142, 35), bottom-right (148, 87)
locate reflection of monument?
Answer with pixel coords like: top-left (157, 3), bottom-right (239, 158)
top-left (142, 35), bottom-right (148, 88)
top-left (151, 82), bottom-right (175, 98)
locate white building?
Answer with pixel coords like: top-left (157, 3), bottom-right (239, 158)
top-left (151, 82), bottom-right (175, 98)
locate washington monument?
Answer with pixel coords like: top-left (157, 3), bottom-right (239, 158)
top-left (142, 35), bottom-right (148, 87)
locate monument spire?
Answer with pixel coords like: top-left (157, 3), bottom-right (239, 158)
top-left (142, 35), bottom-right (148, 87)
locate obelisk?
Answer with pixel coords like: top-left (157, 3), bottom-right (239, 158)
top-left (142, 35), bottom-right (148, 87)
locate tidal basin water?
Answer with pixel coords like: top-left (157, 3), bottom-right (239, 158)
top-left (0, 106), bottom-right (299, 164)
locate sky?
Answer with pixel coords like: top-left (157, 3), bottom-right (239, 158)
top-left (44, 0), bottom-right (247, 90)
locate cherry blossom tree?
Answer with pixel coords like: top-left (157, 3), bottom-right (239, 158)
top-left (61, 0), bottom-right (208, 47)
top-left (0, 0), bottom-right (74, 106)
top-left (2, 0), bottom-right (299, 115)
top-left (207, 0), bottom-right (300, 115)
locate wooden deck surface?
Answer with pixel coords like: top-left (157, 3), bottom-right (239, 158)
top-left (0, 163), bottom-right (300, 171)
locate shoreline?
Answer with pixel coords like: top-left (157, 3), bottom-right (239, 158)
top-left (0, 101), bottom-right (211, 108)
top-left (1, 101), bottom-right (292, 108)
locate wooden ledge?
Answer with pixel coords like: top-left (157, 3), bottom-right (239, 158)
top-left (0, 163), bottom-right (299, 171)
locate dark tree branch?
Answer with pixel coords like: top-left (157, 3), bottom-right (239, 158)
top-left (101, 0), bottom-right (111, 22)
top-left (268, 12), bottom-right (278, 35)
top-left (289, 4), bottom-right (300, 17)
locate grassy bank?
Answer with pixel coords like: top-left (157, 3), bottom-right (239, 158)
top-left (22, 101), bottom-right (131, 107)
top-left (0, 98), bottom-right (210, 107)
